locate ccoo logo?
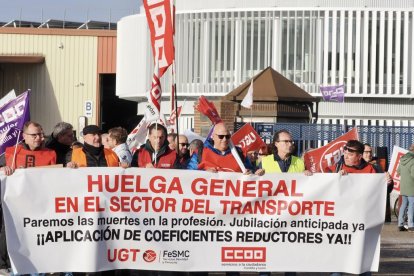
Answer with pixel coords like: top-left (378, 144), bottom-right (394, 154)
top-left (143, 250), bottom-right (157, 262)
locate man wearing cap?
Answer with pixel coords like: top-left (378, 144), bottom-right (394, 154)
top-left (66, 125), bottom-right (119, 168)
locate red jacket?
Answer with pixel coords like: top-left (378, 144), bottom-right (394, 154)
top-left (136, 141), bottom-right (177, 169)
top-left (327, 158), bottom-right (376, 174)
top-left (5, 144), bottom-right (56, 169)
top-left (199, 146), bottom-right (243, 172)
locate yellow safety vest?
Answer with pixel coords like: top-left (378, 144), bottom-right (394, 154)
top-left (261, 154), bottom-right (305, 173)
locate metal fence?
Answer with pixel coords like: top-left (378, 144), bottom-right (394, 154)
top-left (235, 122), bottom-right (414, 159)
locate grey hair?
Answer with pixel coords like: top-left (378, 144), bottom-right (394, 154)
top-left (52, 122), bottom-right (73, 138)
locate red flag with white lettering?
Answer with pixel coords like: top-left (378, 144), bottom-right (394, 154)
top-left (303, 128), bottom-right (359, 173)
top-left (143, 0), bottom-right (175, 77)
top-left (145, 61), bottom-right (162, 122)
top-left (167, 105), bottom-right (182, 125)
top-left (231, 123), bottom-right (266, 154)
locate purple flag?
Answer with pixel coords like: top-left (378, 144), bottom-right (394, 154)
top-left (320, 85), bottom-right (345, 102)
top-left (0, 91), bottom-right (30, 155)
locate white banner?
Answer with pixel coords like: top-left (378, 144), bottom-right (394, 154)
top-left (1, 168), bottom-right (386, 274)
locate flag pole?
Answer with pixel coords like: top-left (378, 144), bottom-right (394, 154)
top-left (171, 0), bottom-right (179, 154)
top-left (11, 129), bottom-right (21, 169)
top-left (173, 61), bottom-right (179, 155)
top-left (342, 85), bottom-right (346, 134)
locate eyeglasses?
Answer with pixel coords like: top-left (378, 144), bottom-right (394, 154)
top-left (216, 134), bottom-right (231, 140)
top-left (277, 140), bottom-right (294, 144)
top-left (24, 132), bottom-right (44, 139)
top-left (179, 143), bottom-right (189, 147)
top-left (343, 146), bottom-right (361, 154)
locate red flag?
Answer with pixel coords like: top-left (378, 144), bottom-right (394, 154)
top-left (195, 96), bottom-right (222, 124)
top-left (168, 105), bottom-right (182, 125)
top-left (143, 0), bottom-right (175, 77)
top-left (303, 128), bottom-right (359, 173)
top-left (231, 123), bottom-right (266, 155)
top-left (150, 64), bottom-right (162, 112)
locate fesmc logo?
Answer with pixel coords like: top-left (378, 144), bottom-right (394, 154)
top-left (143, 250), bottom-right (157, 262)
top-left (221, 247), bottom-right (266, 263)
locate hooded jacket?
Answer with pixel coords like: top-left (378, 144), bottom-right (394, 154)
top-left (397, 151), bottom-right (414, 196)
top-left (135, 139), bottom-right (177, 169)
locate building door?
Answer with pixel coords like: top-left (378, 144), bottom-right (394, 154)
top-left (99, 74), bottom-right (141, 133)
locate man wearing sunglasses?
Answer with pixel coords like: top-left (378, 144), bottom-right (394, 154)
top-left (198, 123), bottom-right (252, 173)
top-left (175, 135), bottom-right (191, 169)
top-left (327, 140), bottom-right (376, 174)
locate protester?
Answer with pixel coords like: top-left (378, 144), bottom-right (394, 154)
top-left (396, 144), bottom-right (414, 232)
top-left (187, 139), bottom-right (204, 170)
top-left (66, 125), bottom-right (119, 168)
top-left (326, 140), bottom-right (377, 276)
top-left (175, 134), bottom-right (190, 169)
top-left (0, 121), bottom-right (57, 276)
top-left (101, 133), bottom-right (110, 149)
top-left (133, 123), bottom-right (177, 168)
top-left (247, 150), bottom-right (259, 171)
top-left (256, 129), bottom-right (310, 176)
top-left (363, 143), bottom-right (394, 222)
top-left (256, 129), bottom-right (308, 276)
top-left (326, 140), bottom-right (376, 174)
top-left (198, 123), bottom-right (252, 173)
top-left (107, 126), bottom-right (132, 166)
top-left (197, 123), bottom-right (253, 276)
top-left (45, 121), bottom-right (74, 166)
top-left (0, 121), bottom-right (56, 174)
top-left (167, 133), bottom-right (177, 150)
top-left (257, 145), bottom-right (269, 163)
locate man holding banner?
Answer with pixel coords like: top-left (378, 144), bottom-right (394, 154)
top-left (0, 121), bottom-right (57, 275)
top-left (326, 140), bottom-right (377, 276)
top-left (134, 123), bottom-right (177, 169)
top-left (198, 123), bottom-right (252, 173)
top-left (256, 129), bottom-right (309, 176)
top-left (326, 140), bottom-right (375, 175)
top-left (0, 121), bottom-right (56, 174)
top-left (256, 129), bottom-right (308, 276)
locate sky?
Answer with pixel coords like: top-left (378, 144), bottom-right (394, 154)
top-left (0, 0), bottom-right (142, 24)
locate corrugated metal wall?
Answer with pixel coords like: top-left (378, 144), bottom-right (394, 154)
top-left (0, 31), bottom-right (99, 134)
top-left (98, 36), bottom-right (117, 73)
